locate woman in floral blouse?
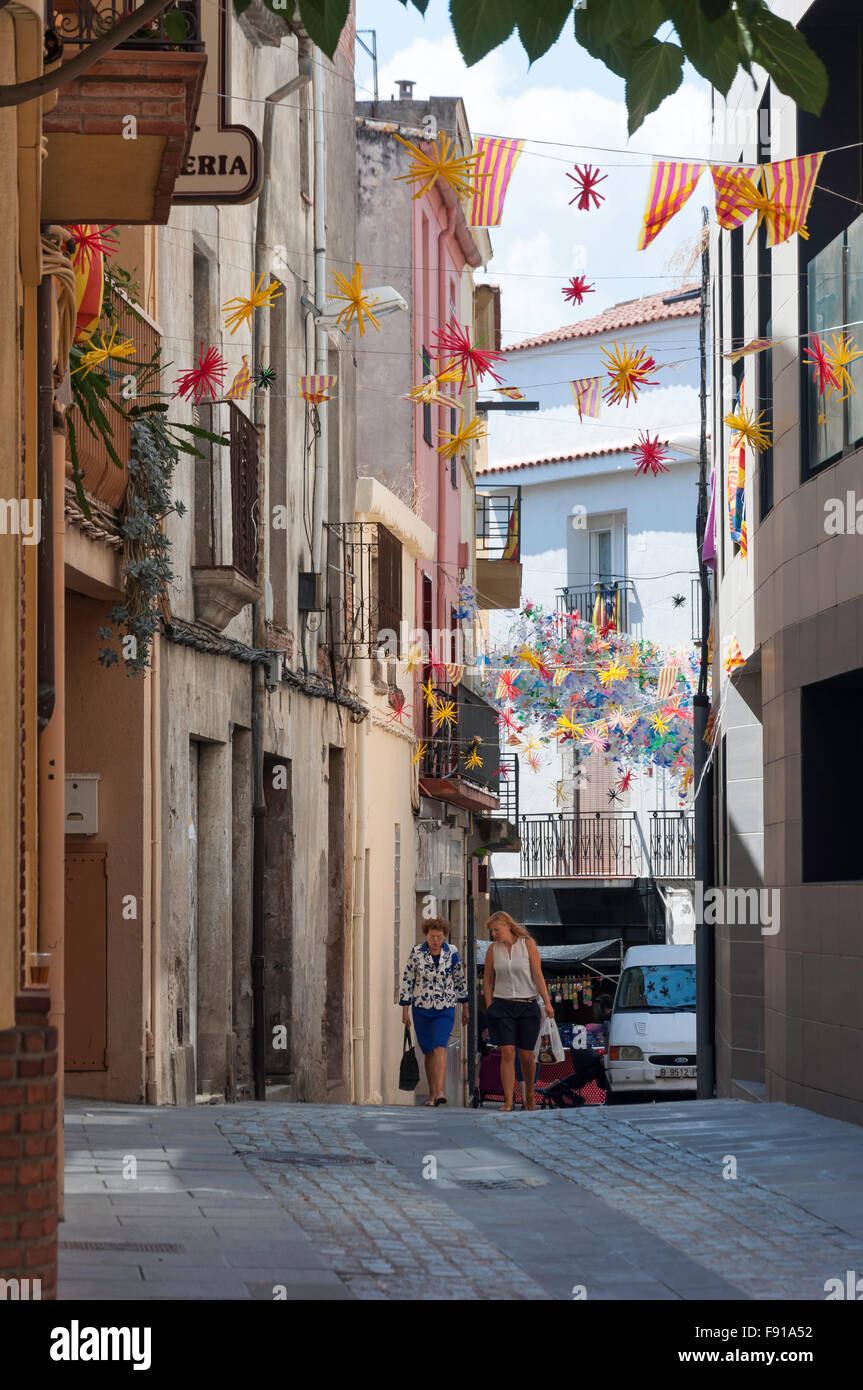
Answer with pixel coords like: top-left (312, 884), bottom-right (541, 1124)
top-left (399, 918), bottom-right (469, 1106)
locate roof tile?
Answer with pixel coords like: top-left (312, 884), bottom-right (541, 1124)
top-left (504, 285), bottom-right (700, 354)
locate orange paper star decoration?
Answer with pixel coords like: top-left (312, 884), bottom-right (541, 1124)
top-left (824, 333), bottom-right (863, 401)
top-left (601, 342), bottom-right (659, 407)
top-left (222, 273), bottom-right (283, 336)
top-left (724, 404), bottom-right (771, 453)
top-left (392, 131), bottom-right (480, 201)
top-left (328, 263), bottom-right (381, 336)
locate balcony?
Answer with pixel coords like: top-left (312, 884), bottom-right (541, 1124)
top-left (72, 288), bottom-right (161, 511)
top-left (518, 810), bottom-right (694, 880)
top-left (556, 580), bottom-right (635, 632)
top-left (420, 681), bottom-right (500, 813)
top-left (41, 1), bottom-right (205, 223)
top-left (191, 402), bottom-right (261, 631)
top-left (475, 485), bottom-right (522, 611)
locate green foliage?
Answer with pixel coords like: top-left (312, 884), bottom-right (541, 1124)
top-left (237, 0), bottom-right (828, 135)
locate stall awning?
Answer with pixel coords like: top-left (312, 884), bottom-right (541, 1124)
top-left (476, 938), bottom-right (621, 966)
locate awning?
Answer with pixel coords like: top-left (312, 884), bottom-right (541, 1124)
top-left (476, 937), bottom-right (621, 966)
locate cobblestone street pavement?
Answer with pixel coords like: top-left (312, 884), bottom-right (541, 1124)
top-left (60, 1097), bottom-right (863, 1300)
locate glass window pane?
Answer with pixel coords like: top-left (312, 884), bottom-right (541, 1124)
top-left (846, 215), bottom-right (863, 445)
top-left (807, 234), bottom-right (844, 469)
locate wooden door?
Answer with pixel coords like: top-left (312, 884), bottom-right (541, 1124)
top-left (64, 847), bottom-right (107, 1071)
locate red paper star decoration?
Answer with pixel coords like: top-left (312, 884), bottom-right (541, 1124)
top-left (386, 690), bottom-right (412, 725)
top-left (173, 343), bottom-right (227, 403)
top-left (66, 224), bottom-right (118, 270)
top-left (562, 275), bottom-right (595, 307)
top-left (616, 769), bottom-right (635, 793)
top-left (566, 164), bottom-right (607, 211)
top-left (803, 332), bottom-right (841, 396)
top-left (633, 431), bottom-right (671, 477)
top-left (430, 318), bottom-right (506, 392)
top-left (497, 707), bottom-right (520, 736)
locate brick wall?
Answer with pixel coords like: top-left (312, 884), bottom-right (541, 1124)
top-left (0, 993), bottom-right (58, 1299)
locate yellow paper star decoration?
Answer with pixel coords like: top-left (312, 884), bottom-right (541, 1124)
top-left (554, 779), bottom-right (570, 808)
top-left (432, 698), bottom-right (457, 732)
top-left (411, 742), bottom-right (428, 767)
top-left (435, 414), bottom-right (487, 460)
top-left (392, 131), bottom-right (480, 201)
top-left (651, 714), bottom-right (670, 734)
top-left (724, 405), bottom-right (772, 453)
top-left (71, 327), bottom-right (136, 378)
top-left (328, 263), bottom-right (381, 336)
top-left (599, 663), bottom-right (628, 686)
top-left (404, 377), bottom-right (465, 412)
top-left (421, 678), bottom-right (437, 709)
top-left (403, 645), bottom-right (425, 676)
top-left (464, 746), bottom-right (483, 771)
top-left (222, 273), bottom-right (283, 336)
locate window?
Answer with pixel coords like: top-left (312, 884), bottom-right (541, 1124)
top-left (804, 213), bottom-right (863, 475)
top-left (756, 87), bottom-right (773, 520)
top-left (590, 529), bottom-right (612, 585)
top-left (421, 345), bottom-right (432, 445)
top-left (375, 524), bottom-right (402, 655)
top-left (616, 965), bottom-right (696, 1012)
top-left (229, 404), bottom-right (259, 583)
top-left (802, 669), bottom-right (863, 882)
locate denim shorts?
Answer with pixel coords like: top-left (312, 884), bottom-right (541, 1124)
top-left (488, 998), bottom-right (542, 1050)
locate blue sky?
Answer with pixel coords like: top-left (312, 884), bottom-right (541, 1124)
top-left (355, 1), bottom-right (713, 345)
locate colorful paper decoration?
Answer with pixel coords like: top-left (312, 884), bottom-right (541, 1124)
top-left (446, 664), bottom-right (464, 687)
top-left (468, 137), bottom-right (524, 227)
top-left (254, 363), bottom-right (276, 390)
top-left (725, 637), bottom-right (745, 674)
top-left (494, 386), bottom-right (525, 401)
top-left (633, 431), bottom-right (671, 477)
top-left (703, 709), bottom-right (716, 746)
top-left (657, 664), bottom-right (679, 701)
top-left (824, 333), bottom-right (863, 401)
top-left (453, 583), bottom-right (478, 620)
top-left (226, 356), bottom-right (252, 401)
top-left (598, 663), bottom-right (627, 686)
top-left (554, 780), bottom-right (570, 808)
top-left (562, 275), bottom-right (595, 307)
top-left (566, 163), bottom-right (607, 211)
top-left (70, 327), bottom-right (136, 379)
top-left (405, 375), bottom-right (464, 412)
top-left (328, 263), bottom-right (381, 336)
top-left (710, 165), bottom-right (759, 230)
top-left (607, 788), bottom-right (623, 804)
top-left (570, 376), bottom-right (602, 420)
top-left (386, 690), bottom-right (411, 725)
top-left (435, 414), bottom-right (487, 459)
top-left (803, 333), bottom-right (840, 396)
top-left (431, 698), bottom-right (457, 732)
top-left (421, 678), bottom-right (437, 709)
top-left (411, 742), bottom-right (428, 767)
top-left (173, 343), bottom-right (227, 403)
top-left (525, 750), bottom-right (542, 773)
top-left (724, 402), bottom-right (771, 453)
top-left (393, 131), bottom-right (480, 201)
top-left (72, 230), bottom-right (105, 344)
top-left (723, 339), bottom-right (772, 362)
top-left (637, 161), bottom-right (704, 250)
top-left (616, 769), bottom-right (634, 793)
top-left (430, 317), bottom-right (506, 392)
top-left (66, 224), bottom-right (117, 271)
top-left (221, 274), bottom-right (282, 336)
top-left (601, 343), bottom-right (659, 407)
top-left (300, 374), bottom-right (338, 403)
top-left (760, 154), bottom-right (823, 246)
top-left (463, 742), bottom-right (483, 771)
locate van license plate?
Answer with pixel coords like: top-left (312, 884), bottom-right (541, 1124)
top-left (657, 1067), bottom-right (696, 1078)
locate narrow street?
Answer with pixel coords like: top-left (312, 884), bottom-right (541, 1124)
top-left (60, 1098), bottom-right (863, 1302)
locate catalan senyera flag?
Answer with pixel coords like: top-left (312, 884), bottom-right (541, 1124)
top-left (299, 374), bottom-right (337, 403)
top-left (570, 375), bottom-right (602, 421)
top-left (468, 137), bottom-right (524, 227)
top-left (723, 338), bottom-right (772, 363)
top-left (494, 386), bottom-right (525, 400)
top-left (725, 636), bottom-right (745, 674)
top-left (760, 154), bottom-right (823, 245)
top-left (657, 663), bottom-right (679, 701)
top-left (226, 355), bottom-right (252, 401)
top-left (637, 160), bottom-right (705, 250)
top-left (710, 164), bottom-right (759, 229)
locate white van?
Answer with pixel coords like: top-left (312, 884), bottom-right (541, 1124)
top-left (606, 945), bottom-right (696, 1101)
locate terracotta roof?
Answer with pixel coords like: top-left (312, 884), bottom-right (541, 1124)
top-left (504, 286), bottom-right (701, 354)
top-left (478, 438), bottom-right (685, 475)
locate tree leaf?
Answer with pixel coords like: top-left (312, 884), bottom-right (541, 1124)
top-left (515, 0), bottom-right (571, 65)
top-left (295, 0), bottom-right (350, 59)
top-left (449, 0), bottom-right (517, 66)
top-left (574, 1), bottom-right (663, 79)
top-left (232, 0), bottom-right (253, 15)
top-left (625, 39), bottom-right (684, 135)
top-left (663, 0), bottom-right (738, 94)
top-left (696, 0), bottom-right (732, 19)
top-left (586, 0), bottom-right (644, 45)
top-left (748, 7), bottom-right (828, 116)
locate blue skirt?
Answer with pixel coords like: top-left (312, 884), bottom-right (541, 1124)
top-left (412, 1006), bottom-right (455, 1055)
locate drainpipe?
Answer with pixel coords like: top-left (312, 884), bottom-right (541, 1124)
top-left (250, 40), bottom-right (313, 1103)
top-left (435, 203), bottom-right (457, 640)
top-left (310, 44), bottom-right (327, 580)
top-left (351, 658), bottom-right (369, 1103)
top-left (36, 277), bottom-right (54, 729)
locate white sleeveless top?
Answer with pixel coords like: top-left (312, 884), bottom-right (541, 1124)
top-left (492, 938), bottom-right (535, 999)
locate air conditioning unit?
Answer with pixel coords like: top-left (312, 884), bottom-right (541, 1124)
top-left (298, 572), bottom-right (325, 612)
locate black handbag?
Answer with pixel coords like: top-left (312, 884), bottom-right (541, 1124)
top-left (399, 1026), bottom-right (420, 1091)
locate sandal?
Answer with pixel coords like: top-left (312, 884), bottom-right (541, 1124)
top-left (434, 1096), bottom-right (447, 1106)
top-left (499, 1103), bottom-right (515, 1112)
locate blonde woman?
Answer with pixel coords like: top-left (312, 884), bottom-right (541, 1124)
top-left (483, 911), bottom-right (554, 1112)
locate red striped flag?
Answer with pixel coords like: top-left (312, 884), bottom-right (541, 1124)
top-left (570, 375), bottom-right (602, 420)
top-left (657, 663), bottom-right (679, 701)
top-left (494, 386), bottom-right (525, 400)
top-left (760, 154), bottom-right (823, 245)
top-left (711, 164), bottom-right (758, 229)
top-left (468, 138), bottom-right (524, 227)
top-left (299, 374), bottom-right (337, 403)
top-left (637, 161), bottom-right (704, 250)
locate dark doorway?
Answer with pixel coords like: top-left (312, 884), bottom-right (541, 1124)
top-left (325, 747), bottom-right (346, 1083)
top-left (263, 754), bottom-right (294, 1078)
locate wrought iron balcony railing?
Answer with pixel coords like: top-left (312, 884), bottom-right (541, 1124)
top-left (556, 580), bottom-right (635, 632)
top-left (325, 522), bottom-right (403, 661)
top-left (421, 681), bottom-right (500, 797)
top-left (518, 810), bottom-right (693, 879)
top-left (475, 485), bottom-right (521, 562)
top-left (46, 0), bottom-right (203, 50)
top-left (490, 753), bottom-right (519, 824)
